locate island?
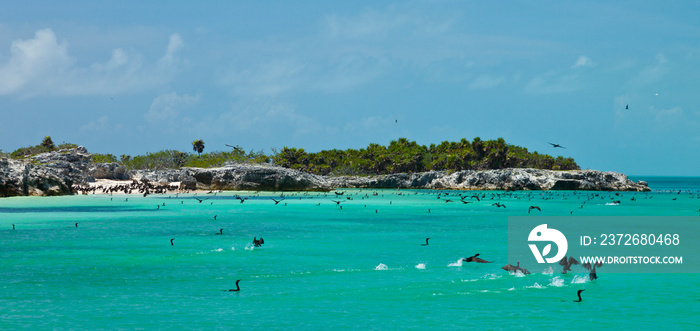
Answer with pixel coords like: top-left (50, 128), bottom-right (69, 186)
top-left (0, 142), bottom-right (649, 197)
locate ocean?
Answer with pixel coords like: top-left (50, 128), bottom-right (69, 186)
top-left (1, 177), bottom-right (698, 330)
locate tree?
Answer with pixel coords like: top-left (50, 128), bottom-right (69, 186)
top-left (192, 140), bottom-right (205, 155)
top-left (41, 136), bottom-right (55, 151)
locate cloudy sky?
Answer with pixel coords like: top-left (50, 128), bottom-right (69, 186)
top-left (1, 1), bottom-right (698, 175)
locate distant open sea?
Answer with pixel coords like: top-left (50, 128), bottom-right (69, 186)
top-left (1, 176), bottom-right (698, 330)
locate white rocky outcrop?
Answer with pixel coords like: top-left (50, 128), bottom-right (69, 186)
top-left (0, 147), bottom-right (650, 197)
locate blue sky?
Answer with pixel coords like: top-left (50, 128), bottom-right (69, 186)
top-left (1, 1), bottom-right (698, 176)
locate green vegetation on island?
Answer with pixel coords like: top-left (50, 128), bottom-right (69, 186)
top-left (273, 137), bottom-right (578, 175)
top-left (4, 136), bottom-right (578, 175)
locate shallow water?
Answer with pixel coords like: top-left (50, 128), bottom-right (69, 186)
top-left (1, 179), bottom-right (699, 329)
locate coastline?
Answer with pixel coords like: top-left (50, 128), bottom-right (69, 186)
top-left (0, 147), bottom-right (650, 197)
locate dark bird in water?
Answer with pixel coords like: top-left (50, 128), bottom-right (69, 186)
top-left (421, 238), bottom-right (430, 246)
top-left (548, 142), bottom-right (566, 149)
top-left (574, 289), bottom-right (585, 302)
top-left (463, 253), bottom-right (492, 263)
top-left (223, 279), bottom-right (241, 292)
top-left (216, 229), bottom-right (223, 235)
top-left (12, 224), bottom-right (15, 230)
top-left (559, 256), bottom-right (580, 274)
top-left (501, 262), bottom-right (530, 274)
top-left (75, 222), bottom-right (79, 228)
top-left (214, 215), bottom-right (217, 220)
top-left (528, 206), bottom-right (541, 214)
top-left (170, 238), bottom-right (174, 246)
top-left (582, 261), bottom-right (603, 280)
top-left (270, 197), bottom-right (284, 205)
top-left (625, 104), bottom-right (629, 110)
top-left (253, 237), bottom-right (265, 247)
top-left (492, 202), bottom-right (506, 208)
top-left (589, 266), bottom-right (598, 280)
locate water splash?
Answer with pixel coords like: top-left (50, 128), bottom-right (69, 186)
top-left (447, 259), bottom-right (463, 267)
top-left (571, 275), bottom-right (589, 284)
top-left (415, 263), bottom-right (426, 270)
top-left (549, 276), bottom-right (565, 287)
top-left (483, 273), bottom-right (501, 280)
top-left (374, 263), bottom-right (388, 270)
top-left (542, 266), bottom-right (554, 275)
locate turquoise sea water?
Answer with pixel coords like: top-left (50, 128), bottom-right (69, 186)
top-left (1, 177), bottom-right (699, 330)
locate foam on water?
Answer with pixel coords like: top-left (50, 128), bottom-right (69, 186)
top-left (447, 259), bottom-right (463, 267)
top-left (374, 263), bottom-right (388, 270)
top-left (415, 263), bottom-right (426, 269)
top-left (483, 273), bottom-right (501, 280)
top-left (571, 275), bottom-right (589, 284)
top-left (542, 266), bottom-right (554, 275)
top-left (549, 276), bottom-right (565, 287)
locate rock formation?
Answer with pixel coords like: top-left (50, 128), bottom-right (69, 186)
top-left (328, 168), bottom-right (650, 191)
top-left (0, 146), bottom-right (650, 197)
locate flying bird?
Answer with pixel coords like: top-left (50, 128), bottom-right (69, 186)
top-left (548, 142), bottom-right (566, 149)
top-left (463, 253), bottom-right (492, 263)
top-left (559, 256), bottom-right (580, 273)
top-left (528, 206), bottom-right (541, 214)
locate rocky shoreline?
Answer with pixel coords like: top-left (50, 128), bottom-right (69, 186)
top-left (0, 147), bottom-right (650, 197)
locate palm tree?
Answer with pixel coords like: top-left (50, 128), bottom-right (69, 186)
top-left (192, 139), bottom-right (205, 155)
top-left (41, 136), bottom-right (55, 151)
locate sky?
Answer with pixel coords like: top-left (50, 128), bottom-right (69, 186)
top-left (1, 1), bottom-right (698, 176)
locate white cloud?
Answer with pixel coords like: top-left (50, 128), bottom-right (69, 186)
top-left (189, 100), bottom-right (332, 141)
top-left (144, 92), bottom-right (200, 124)
top-left (652, 106), bottom-right (684, 130)
top-left (158, 33), bottom-right (184, 68)
top-left (524, 71), bottom-right (579, 94)
top-left (344, 116), bottom-right (395, 133)
top-left (630, 53), bottom-right (668, 88)
top-left (0, 29), bottom-right (184, 97)
top-left (80, 115), bottom-right (122, 133)
top-left (91, 49), bottom-right (129, 71)
top-left (469, 74), bottom-right (504, 89)
top-left (572, 55), bottom-right (595, 68)
top-left (0, 29), bottom-right (73, 95)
